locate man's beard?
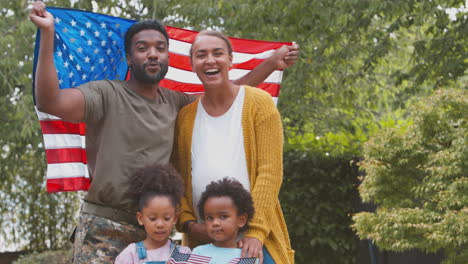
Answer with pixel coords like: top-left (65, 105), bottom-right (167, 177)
top-left (130, 60), bottom-right (168, 84)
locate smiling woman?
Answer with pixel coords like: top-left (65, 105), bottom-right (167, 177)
top-left (173, 30), bottom-right (295, 264)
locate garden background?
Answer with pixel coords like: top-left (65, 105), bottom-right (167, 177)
top-left (0, 0), bottom-right (466, 263)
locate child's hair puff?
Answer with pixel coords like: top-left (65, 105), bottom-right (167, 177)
top-left (126, 163), bottom-right (184, 212)
top-left (198, 177), bottom-right (254, 232)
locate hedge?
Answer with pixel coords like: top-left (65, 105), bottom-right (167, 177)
top-left (281, 149), bottom-right (359, 264)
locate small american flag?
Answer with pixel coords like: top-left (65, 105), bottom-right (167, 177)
top-left (227, 257), bottom-right (257, 264)
top-left (33, 7), bottom-right (291, 193)
top-left (168, 249), bottom-right (211, 264)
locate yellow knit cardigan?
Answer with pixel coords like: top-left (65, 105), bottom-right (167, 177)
top-left (172, 86), bottom-right (294, 264)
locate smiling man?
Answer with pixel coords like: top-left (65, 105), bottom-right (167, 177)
top-left (29, 0), bottom-right (298, 262)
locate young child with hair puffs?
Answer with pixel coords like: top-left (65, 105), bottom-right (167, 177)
top-left (192, 177), bottom-right (263, 264)
top-left (115, 164), bottom-right (191, 264)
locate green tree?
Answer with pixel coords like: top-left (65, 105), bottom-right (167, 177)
top-left (353, 89), bottom-right (467, 263)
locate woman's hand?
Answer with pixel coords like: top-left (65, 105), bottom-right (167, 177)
top-left (238, 237), bottom-right (264, 264)
top-left (268, 42), bottom-right (300, 70)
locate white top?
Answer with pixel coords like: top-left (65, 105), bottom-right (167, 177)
top-left (191, 86), bottom-right (250, 220)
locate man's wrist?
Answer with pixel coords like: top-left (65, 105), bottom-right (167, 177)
top-left (182, 220), bottom-right (196, 233)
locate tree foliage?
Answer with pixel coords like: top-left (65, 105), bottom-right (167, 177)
top-left (353, 89), bottom-right (467, 263)
top-left (281, 149), bottom-right (359, 264)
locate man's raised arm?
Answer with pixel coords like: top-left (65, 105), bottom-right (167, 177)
top-left (30, 0), bottom-right (85, 122)
top-left (232, 42), bottom-right (300, 87)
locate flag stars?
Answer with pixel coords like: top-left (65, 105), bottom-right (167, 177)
top-left (112, 40), bottom-right (117, 46)
top-left (64, 61), bottom-right (69, 68)
top-left (69, 72), bottom-right (74, 78)
top-left (79, 30), bottom-right (85, 36)
top-left (115, 23), bottom-right (120, 28)
top-left (101, 40), bottom-right (107, 46)
top-left (106, 49), bottom-right (111, 55)
top-left (110, 58), bottom-right (114, 63)
top-left (100, 22), bottom-right (107, 28)
top-left (103, 66), bottom-right (108, 71)
top-left (70, 20), bottom-right (77, 27)
top-left (54, 17), bottom-right (61, 24)
top-left (94, 30), bottom-right (100, 37)
top-left (72, 81), bottom-right (76, 86)
top-left (84, 56), bottom-right (90, 63)
top-left (93, 48), bottom-right (99, 54)
top-left (99, 58), bottom-right (105, 64)
top-left (77, 47), bottom-right (83, 53)
top-left (57, 51), bottom-right (63, 57)
top-left (107, 31), bottom-right (113, 37)
top-left (69, 54), bottom-right (74, 61)
top-left (87, 39), bottom-right (93, 45)
top-left (90, 66), bottom-right (95, 71)
top-left (70, 38), bottom-right (76, 43)
top-left (82, 74), bottom-right (87, 80)
top-left (85, 21), bottom-right (92, 28)
top-left (62, 28), bottom-right (69, 33)
top-left (59, 79), bottom-right (63, 85)
top-left (76, 64), bottom-right (81, 71)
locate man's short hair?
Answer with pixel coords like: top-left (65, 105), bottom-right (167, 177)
top-left (124, 20), bottom-right (169, 55)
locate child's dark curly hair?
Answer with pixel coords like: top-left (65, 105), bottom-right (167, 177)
top-left (126, 163), bottom-right (184, 212)
top-left (198, 177), bottom-right (254, 233)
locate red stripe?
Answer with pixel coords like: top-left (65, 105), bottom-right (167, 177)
top-left (166, 26), bottom-right (292, 53)
top-left (159, 79), bottom-right (204, 93)
top-left (257, 83), bottom-right (281, 97)
top-left (233, 58), bottom-right (266, 70)
top-left (168, 52), bottom-right (266, 71)
top-left (159, 79), bottom-right (280, 97)
top-left (168, 52), bottom-right (192, 71)
top-left (47, 177), bottom-right (91, 193)
top-left (45, 148), bottom-right (87, 164)
top-left (40, 120), bottom-right (86, 135)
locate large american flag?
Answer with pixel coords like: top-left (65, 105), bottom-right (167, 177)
top-left (33, 7), bottom-right (290, 193)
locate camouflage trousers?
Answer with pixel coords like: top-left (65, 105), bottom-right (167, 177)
top-left (72, 212), bottom-right (146, 264)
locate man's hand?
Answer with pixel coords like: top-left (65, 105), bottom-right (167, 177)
top-left (29, 1), bottom-right (55, 32)
top-left (188, 222), bottom-right (212, 244)
top-left (238, 237), bottom-right (264, 264)
top-left (268, 41), bottom-right (300, 70)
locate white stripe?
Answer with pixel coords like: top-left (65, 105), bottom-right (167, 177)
top-left (47, 163), bottom-right (89, 179)
top-left (272, 97), bottom-right (278, 105)
top-left (35, 107), bottom-right (61, 120)
top-left (166, 67), bottom-right (282, 84)
top-left (169, 38), bottom-right (275, 63)
top-left (43, 134), bottom-right (86, 149)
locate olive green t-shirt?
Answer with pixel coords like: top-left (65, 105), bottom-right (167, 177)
top-left (77, 80), bottom-right (194, 214)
